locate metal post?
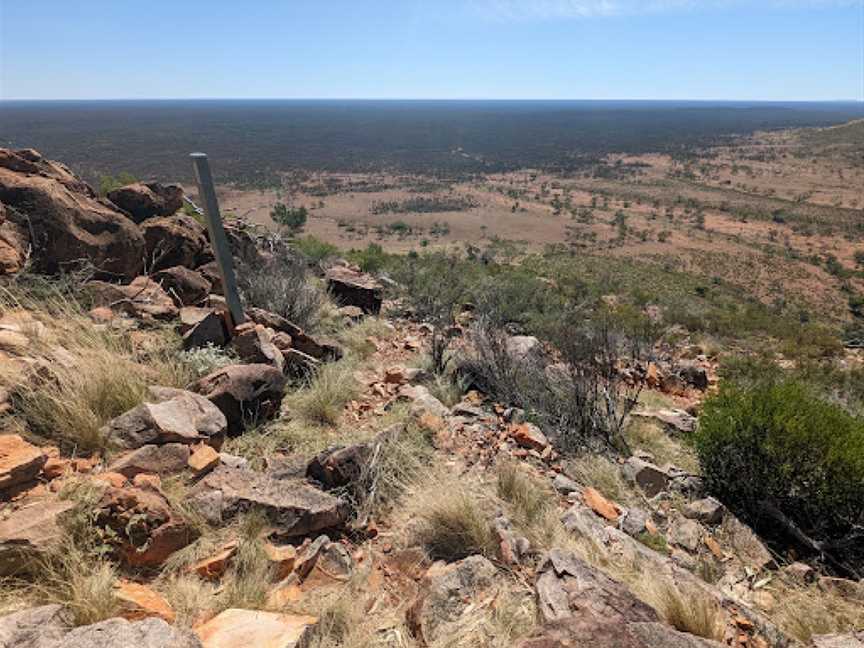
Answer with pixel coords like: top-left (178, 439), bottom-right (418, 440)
top-left (190, 153), bottom-right (246, 326)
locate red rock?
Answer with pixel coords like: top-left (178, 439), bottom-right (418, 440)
top-left (264, 543), bottom-right (297, 580)
top-left (583, 487), bottom-right (620, 522)
top-left (188, 445), bottom-right (220, 475)
top-left (133, 473), bottom-right (162, 490)
top-left (190, 542), bottom-right (238, 581)
top-left (115, 580), bottom-right (175, 623)
top-left (0, 435), bottom-right (47, 492)
top-left (92, 472), bottom-right (129, 488)
top-left (194, 608), bottom-right (317, 648)
top-left (510, 423), bottom-right (549, 451)
top-left (88, 306), bottom-right (116, 323)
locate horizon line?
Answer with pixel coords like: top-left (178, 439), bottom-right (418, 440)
top-left (1, 97), bottom-right (862, 104)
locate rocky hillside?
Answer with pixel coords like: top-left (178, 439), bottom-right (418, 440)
top-left (0, 148), bottom-right (861, 648)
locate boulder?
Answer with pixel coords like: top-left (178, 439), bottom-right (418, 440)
top-left (398, 384), bottom-right (449, 419)
top-left (196, 261), bottom-right (223, 295)
top-left (325, 266), bottom-right (383, 315)
top-left (103, 387), bottom-right (227, 450)
top-left (223, 222), bottom-right (262, 264)
top-left (181, 309), bottom-right (229, 350)
top-left (677, 361), bottom-right (709, 391)
top-left (0, 434), bottom-right (47, 492)
top-left (0, 148), bottom-right (145, 279)
top-left (621, 457), bottom-right (669, 497)
top-left (188, 444), bottom-right (220, 475)
top-left (245, 308), bottom-right (343, 362)
top-left (718, 514), bottom-right (775, 571)
top-left (114, 579), bottom-right (175, 623)
top-left (505, 335), bottom-right (543, 361)
top-left (194, 609), bottom-right (316, 648)
top-left (154, 266), bottom-right (211, 307)
top-left (0, 497), bottom-right (75, 575)
top-left (0, 604), bottom-right (68, 648)
top-left (229, 323), bottom-right (284, 371)
top-left (107, 182), bottom-right (183, 223)
top-left (306, 442), bottom-right (372, 490)
top-left (189, 364), bottom-right (286, 435)
top-left (620, 508), bottom-right (649, 537)
top-left (517, 621), bottom-right (726, 648)
top-left (95, 485), bottom-right (195, 567)
top-left (195, 465), bottom-right (348, 538)
top-left (0, 202), bottom-right (30, 275)
top-left (510, 422), bottom-right (549, 451)
top-left (85, 276), bottom-right (178, 320)
top-left (407, 555), bottom-right (499, 645)
top-left (684, 498), bottom-right (725, 525)
top-left (812, 633), bottom-right (864, 648)
top-left (669, 517), bottom-right (703, 552)
top-left (107, 443), bottom-right (192, 479)
top-left (62, 617), bottom-right (201, 648)
top-left (552, 474), bottom-right (580, 496)
top-left (141, 214), bottom-right (208, 271)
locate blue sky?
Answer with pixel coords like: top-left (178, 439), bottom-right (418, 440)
top-left (1, 1), bottom-right (862, 101)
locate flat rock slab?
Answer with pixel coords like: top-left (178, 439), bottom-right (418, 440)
top-left (0, 604), bottom-right (68, 648)
top-left (325, 267), bottom-right (383, 315)
top-left (195, 608), bottom-right (316, 648)
top-left (62, 617), bottom-right (201, 648)
top-left (0, 497), bottom-right (74, 576)
top-left (108, 443), bottom-right (191, 478)
top-left (195, 465), bottom-right (348, 538)
top-left (103, 386), bottom-right (227, 450)
top-left (0, 434), bottom-right (47, 492)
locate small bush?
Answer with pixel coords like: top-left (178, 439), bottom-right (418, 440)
top-left (412, 483), bottom-right (496, 562)
top-left (696, 380), bottom-right (864, 574)
top-left (236, 244), bottom-right (326, 331)
top-left (294, 235), bottom-right (339, 266)
top-left (347, 243), bottom-right (388, 274)
top-left (271, 203), bottom-right (308, 234)
top-left (284, 360), bottom-right (358, 427)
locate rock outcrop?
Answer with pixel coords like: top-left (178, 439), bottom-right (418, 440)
top-left (141, 214), bottom-right (209, 271)
top-left (107, 182), bottom-right (183, 223)
top-left (325, 266), bottom-right (383, 315)
top-left (0, 148), bottom-right (145, 278)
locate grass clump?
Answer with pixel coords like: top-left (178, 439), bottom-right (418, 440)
top-left (218, 513), bottom-right (275, 612)
top-left (567, 454), bottom-right (630, 504)
top-left (646, 583), bottom-right (724, 641)
top-left (284, 360), bottom-right (359, 427)
top-left (773, 583), bottom-right (864, 643)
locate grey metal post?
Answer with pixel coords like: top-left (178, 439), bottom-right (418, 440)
top-left (190, 153), bottom-right (246, 326)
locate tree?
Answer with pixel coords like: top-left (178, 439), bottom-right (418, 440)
top-left (271, 203), bottom-right (307, 235)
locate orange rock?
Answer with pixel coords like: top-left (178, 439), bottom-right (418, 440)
top-left (115, 579), bottom-right (175, 623)
top-left (188, 445), bottom-right (220, 475)
top-left (133, 473), bottom-right (162, 490)
top-left (92, 471), bottom-right (128, 488)
top-left (704, 535), bottom-right (724, 559)
top-left (0, 434), bottom-right (47, 491)
top-left (41, 456), bottom-right (70, 481)
top-left (583, 486), bottom-right (620, 522)
top-left (71, 456), bottom-right (98, 473)
top-left (190, 542), bottom-right (238, 581)
top-left (510, 423), bottom-right (549, 451)
top-left (645, 362), bottom-right (661, 388)
top-left (195, 608), bottom-right (317, 648)
top-left (267, 581), bottom-right (304, 608)
top-left (264, 543), bottom-right (297, 581)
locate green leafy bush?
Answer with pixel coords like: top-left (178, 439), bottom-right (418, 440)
top-left (294, 235), bottom-right (338, 265)
top-left (696, 380), bottom-right (864, 574)
top-left (270, 203), bottom-right (308, 234)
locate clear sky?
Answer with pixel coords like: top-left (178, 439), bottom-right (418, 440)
top-left (1, 0), bottom-right (862, 101)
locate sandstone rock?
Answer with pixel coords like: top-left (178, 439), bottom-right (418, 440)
top-left (115, 579), bottom-right (175, 623)
top-left (306, 442), bottom-right (372, 490)
top-left (0, 434), bottom-right (47, 492)
top-left (195, 608), bottom-right (316, 648)
top-left (86, 276), bottom-right (178, 320)
top-left (407, 555), bottom-right (498, 645)
top-left (684, 498), bottom-right (725, 525)
top-left (189, 542), bottom-right (237, 581)
top-left (63, 617), bottom-right (201, 648)
top-left (0, 498), bottom-right (74, 575)
top-left (669, 517), bottom-right (703, 552)
top-left (325, 266), bottom-right (383, 315)
top-left (195, 465), bottom-right (348, 538)
top-left (154, 266), bottom-right (211, 307)
top-left (197, 261), bottom-right (223, 295)
top-left (517, 620), bottom-right (726, 648)
top-left (182, 309), bottom-right (229, 350)
top-left (583, 487), bottom-right (620, 522)
top-left (622, 457), bottom-right (669, 497)
top-left (108, 443), bottom-right (191, 479)
top-left (535, 549), bottom-right (657, 625)
top-left (812, 633), bottom-right (864, 647)
top-left (188, 444), bottom-right (220, 475)
top-left (552, 473), bottom-right (580, 496)
top-left (0, 213), bottom-right (29, 275)
top-left (103, 386), bottom-right (227, 449)
top-left (142, 214), bottom-right (208, 271)
top-left (96, 485), bottom-right (195, 567)
top-left (678, 361), bottom-right (709, 391)
top-left (189, 364), bottom-right (286, 435)
top-left (718, 515), bottom-right (775, 571)
top-left (0, 148), bottom-right (145, 279)
top-left (264, 543), bottom-right (297, 580)
top-left (633, 408), bottom-right (697, 434)
top-left (229, 323), bottom-right (284, 371)
top-left (0, 604), bottom-right (68, 648)
top-left (510, 422), bottom-right (549, 451)
top-left (107, 182), bottom-right (183, 223)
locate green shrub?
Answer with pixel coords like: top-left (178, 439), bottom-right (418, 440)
top-left (696, 380), bottom-right (864, 573)
top-left (348, 243), bottom-right (389, 274)
top-left (294, 235), bottom-right (339, 265)
top-left (270, 203), bottom-right (308, 234)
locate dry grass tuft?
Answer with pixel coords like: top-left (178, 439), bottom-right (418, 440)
top-left (625, 418), bottom-right (699, 473)
top-left (218, 513), bottom-right (275, 612)
top-left (772, 583), bottom-right (864, 643)
top-left (158, 574), bottom-right (217, 628)
top-left (284, 360), bottom-right (359, 427)
top-left (334, 317), bottom-right (392, 359)
top-left (567, 454), bottom-right (631, 504)
top-left (409, 474), bottom-right (497, 562)
top-left (644, 582), bottom-right (725, 642)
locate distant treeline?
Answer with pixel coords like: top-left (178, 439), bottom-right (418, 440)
top-left (1, 100), bottom-right (861, 186)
